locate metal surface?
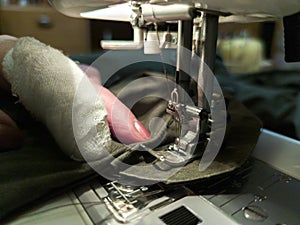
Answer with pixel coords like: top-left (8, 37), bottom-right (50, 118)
top-left (162, 102), bottom-right (208, 167)
top-left (74, 179), bottom-right (240, 225)
top-left (252, 129), bottom-right (300, 180)
top-left (71, 130), bottom-right (300, 225)
top-left (74, 159), bottom-right (300, 225)
top-left (177, 20), bottom-right (193, 102)
top-left (204, 161), bottom-right (300, 225)
top-left (7, 129), bottom-right (299, 225)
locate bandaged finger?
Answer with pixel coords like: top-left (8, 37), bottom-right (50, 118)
top-left (2, 37), bottom-right (111, 160)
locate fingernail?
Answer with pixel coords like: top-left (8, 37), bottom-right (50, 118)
top-left (134, 119), bottom-right (151, 140)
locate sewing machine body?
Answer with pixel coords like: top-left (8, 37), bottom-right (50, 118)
top-left (51, 0), bottom-right (300, 19)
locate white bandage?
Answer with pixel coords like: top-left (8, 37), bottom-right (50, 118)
top-left (2, 37), bottom-right (111, 160)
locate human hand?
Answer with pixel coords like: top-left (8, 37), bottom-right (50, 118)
top-left (0, 35), bottom-right (17, 91)
top-left (0, 35), bottom-right (23, 150)
top-left (79, 64), bottom-right (151, 144)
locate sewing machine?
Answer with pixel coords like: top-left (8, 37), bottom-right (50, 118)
top-left (6, 0), bottom-right (300, 224)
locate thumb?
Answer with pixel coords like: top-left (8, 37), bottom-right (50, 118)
top-left (80, 64), bottom-right (151, 144)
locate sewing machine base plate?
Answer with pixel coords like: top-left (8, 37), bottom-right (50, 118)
top-left (73, 158), bottom-right (299, 225)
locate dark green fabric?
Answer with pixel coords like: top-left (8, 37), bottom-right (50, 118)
top-left (0, 55), bottom-right (262, 220)
top-left (212, 55), bottom-right (300, 140)
top-left (0, 92), bottom-right (95, 219)
top-left (231, 70), bottom-right (300, 139)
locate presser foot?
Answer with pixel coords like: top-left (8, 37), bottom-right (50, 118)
top-left (145, 100), bottom-right (211, 170)
top-left (144, 138), bottom-right (208, 171)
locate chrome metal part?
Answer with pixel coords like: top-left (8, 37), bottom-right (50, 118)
top-left (142, 4), bottom-right (195, 23)
top-left (98, 181), bottom-right (191, 223)
top-left (154, 100), bottom-right (210, 167)
top-left (242, 205), bottom-right (269, 221)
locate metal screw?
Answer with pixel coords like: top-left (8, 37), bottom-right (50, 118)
top-left (243, 205), bottom-right (268, 221)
